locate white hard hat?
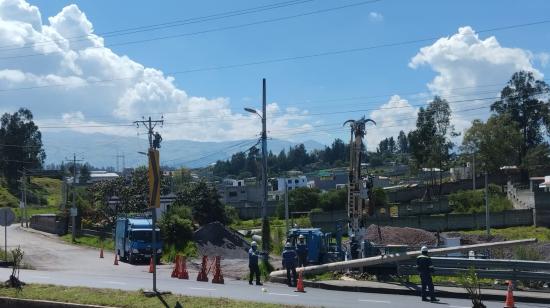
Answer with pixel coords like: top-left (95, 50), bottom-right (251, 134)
top-left (285, 242), bottom-right (292, 248)
top-left (298, 234), bottom-right (304, 239)
top-left (421, 246), bottom-right (428, 253)
top-left (251, 241), bottom-right (257, 247)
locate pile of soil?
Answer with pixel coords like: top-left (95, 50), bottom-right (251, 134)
top-left (365, 224), bottom-right (437, 246)
top-left (193, 221), bottom-right (250, 259)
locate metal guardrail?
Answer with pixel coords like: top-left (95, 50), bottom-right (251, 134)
top-left (398, 257), bottom-right (550, 281)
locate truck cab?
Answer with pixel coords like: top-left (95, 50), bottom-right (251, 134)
top-left (115, 217), bottom-right (162, 264)
top-left (287, 228), bottom-right (344, 264)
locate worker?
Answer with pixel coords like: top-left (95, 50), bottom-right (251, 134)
top-left (416, 246), bottom-right (439, 302)
top-left (282, 242), bottom-right (298, 287)
top-left (248, 241), bottom-right (262, 286)
top-left (296, 234), bottom-right (308, 267)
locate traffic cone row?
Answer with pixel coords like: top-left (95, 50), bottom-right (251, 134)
top-left (196, 256), bottom-right (209, 282)
top-left (295, 269), bottom-right (305, 293)
top-left (211, 256), bottom-right (224, 284)
top-left (171, 255), bottom-right (181, 278)
top-left (504, 280), bottom-right (515, 308)
top-left (177, 256), bottom-right (189, 279)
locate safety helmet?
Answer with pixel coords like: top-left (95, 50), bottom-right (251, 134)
top-left (298, 234), bottom-right (304, 239)
top-left (251, 241), bottom-right (257, 247)
top-left (285, 242), bottom-right (292, 248)
top-left (421, 246), bottom-right (428, 253)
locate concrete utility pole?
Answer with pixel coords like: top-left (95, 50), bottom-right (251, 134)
top-left (285, 179), bottom-right (289, 233)
top-left (18, 169), bottom-right (28, 228)
top-left (134, 116), bottom-right (163, 293)
top-left (472, 153), bottom-right (476, 190)
top-left (70, 154), bottom-right (83, 243)
top-left (485, 171), bottom-right (490, 236)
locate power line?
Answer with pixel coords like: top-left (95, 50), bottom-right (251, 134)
top-left (0, 18), bottom-right (547, 93)
top-left (0, 0), bottom-right (317, 52)
top-left (0, 0), bottom-right (382, 60)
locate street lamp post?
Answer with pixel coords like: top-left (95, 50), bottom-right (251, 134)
top-left (244, 78), bottom-right (270, 254)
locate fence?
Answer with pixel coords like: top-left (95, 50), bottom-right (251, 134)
top-left (398, 257), bottom-right (550, 281)
top-left (29, 214), bottom-right (68, 235)
top-left (310, 209), bottom-right (534, 233)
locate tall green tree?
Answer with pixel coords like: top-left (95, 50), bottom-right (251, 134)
top-left (491, 71), bottom-right (550, 164)
top-left (0, 108), bottom-right (45, 190)
top-left (174, 181), bottom-right (227, 226)
top-left (397, 130), bottom-right (409, 153)
top-left (462, 114), bottom-right (522, 173)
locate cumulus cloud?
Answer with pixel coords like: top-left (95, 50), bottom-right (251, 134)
top-left (366, 95), bottom-right (418, 148)
top-left (368, 12), bottom-right (383, 22)
top-left (0, 0), bottom-right (311, 141)
top-left (409, 26), bottom-right (543, 134)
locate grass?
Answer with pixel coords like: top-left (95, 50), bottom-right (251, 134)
top-left (403, 275), bottom-right (493, 286)
top-left (60, 234), bottom-right (115, 251)
top-left (464, 226), bottom-right (550, 242)
top-left (0, 185), bottom-right (18, 208)
top-left (0, 284), bottom-right (304, 308)
top-left (161, 242), bottom-right (198, 263)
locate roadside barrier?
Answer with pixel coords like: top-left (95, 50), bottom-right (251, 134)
top-left (212, 256), bottom-right (224, 284)
top-left (197, 256), bottom-right (209, 282)
top-left (178, 256), bottom-right (189, 279)
top-left (504, 280), bottom-right (516, 308)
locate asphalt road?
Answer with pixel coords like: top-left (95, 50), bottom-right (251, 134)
top-left (1, 225), bottom-right (547, 308)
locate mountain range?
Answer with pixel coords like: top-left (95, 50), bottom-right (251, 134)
top-left (42, 131), bottom-right (325, 169)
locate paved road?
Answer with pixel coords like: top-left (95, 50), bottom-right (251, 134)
top-left (1, 226), bottom-right (547, 308)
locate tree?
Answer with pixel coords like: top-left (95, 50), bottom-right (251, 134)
top-left (319, 189), bottom-right (347, 212)
top-left (175, 181), bottom-right (228, 225)
top-left (0, 108), bottom-right (45, 190)
top-left (158, 206), bottom-right (194, 248)
top-left (288, 187), bottom-right (320, 212)
top-left (462, 114), bottom-right (522, 173)
top-left (522, 143), bottom-right (550, 176)
top-left (397, 130), bottom-right (409, 153)
top-left (491, 71), bottom-right (550, 164)
top-left (79, 164), bottom-right (91, 184)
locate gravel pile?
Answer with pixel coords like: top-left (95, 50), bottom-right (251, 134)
top-left (193, 221), bottom-right (250, 259)
top-left (365, 224), bottom-right (437, 246)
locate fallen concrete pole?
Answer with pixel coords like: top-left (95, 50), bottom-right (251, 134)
top-left (270, 238), bottom-right (537, 277)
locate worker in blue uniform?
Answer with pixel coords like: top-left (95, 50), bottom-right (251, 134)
top-left (296, 234), bottom-right (308, 267)
top-left (248, 241), bottom-right (262, 285)
top-left (282, 242), bottom-right (298, 287)
top-left (416, 246), bottom-right (439, 302)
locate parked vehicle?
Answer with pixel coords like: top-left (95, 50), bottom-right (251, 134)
top-left (115, 217), bottom-right (162, 264)
top-left (287, 227), bottom-right (344, 264)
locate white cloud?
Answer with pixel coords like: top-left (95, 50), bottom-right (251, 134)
top-left (0, 0), bottom-right (311, 142)
top-left (368, 11), bottom-right (383, 22)
top-left (409, 26), bottom-right (543, 134)
top-left (366, 95), bottom-right (418, 148)
top-left (536, 52), bottom-right (549, 67)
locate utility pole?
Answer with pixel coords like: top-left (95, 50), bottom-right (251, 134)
top-left (70, 154), bottom-right (83, 243)
top-left (261, 78), bottom-right (270, 254)
top-left (18, 169), bottom-right (28, 228)
top-left (284, 179), bottom-right (289, 233)
top-left (134, 116), bottom-right (163, 293)
top-left (485, 171), bottom-right (490, 236)
top-left (472, 153), bottom-right (476, 190)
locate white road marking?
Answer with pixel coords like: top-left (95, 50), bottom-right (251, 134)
top-left (358, 299), bottom-right (391, 304)
top-left (268, 292), bottom-right (299, 297)
top-left (104, 281), bottom-right (126, 285)
top-left (189, 287), bottom-right (216, 291)
top-left (448, 306), bottom-right (470, 308)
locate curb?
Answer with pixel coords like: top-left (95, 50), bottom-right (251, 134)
top-left (0, 296), bottom-right (115, 308)
top-left (269, 276), bottom-right (550, 304)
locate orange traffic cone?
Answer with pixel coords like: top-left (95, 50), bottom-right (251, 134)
top-left (99, 246), bottom-right (104, 259)
top-left (178, 256), bottom-right (189, 280)
top-left (504, 280), bottom-right (516, 308)
top-left (196, 256), bottom-right (209, 282)
top-left (212, 256), bottom-right (224, 284)
top-left (171, 255), bottom-right (180, 278)
top-left (113, 254), bottom-right (119, 266)
top-left (295, 269), bottom-right (306, 293)
top-left (149, 256), bottom-right (154, 273)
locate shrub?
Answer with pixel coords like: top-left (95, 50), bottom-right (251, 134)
top-left (158, 206), bottom-right (194, 248)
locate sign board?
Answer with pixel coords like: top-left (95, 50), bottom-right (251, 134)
top-left (148, 148), bottom-right (161, 208)
top-left (0, 207), bottom-right (15, 226)
top-left (70, 207), bottom-right (78, 217)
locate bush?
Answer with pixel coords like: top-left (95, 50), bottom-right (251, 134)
top-left (158, 206), bottom-right (194, 248)
top-left (319, 189), bottom-right (346, 212)
top-left (449, 187), bottom-right (512, 214)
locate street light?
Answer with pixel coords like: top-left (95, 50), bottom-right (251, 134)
top-left (244, 107), bottom-right (260, 116)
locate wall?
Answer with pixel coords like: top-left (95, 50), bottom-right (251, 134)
top-left (533, 183), bottom-right (550, 227)
top-left (397, 197), bottom-right (451, 216)
top-left (235, 203), bottom-right (277, 219)
top-left (310, 209), bottom-right (534, 233)
top-left (30, 214), bottom-right (68, 235)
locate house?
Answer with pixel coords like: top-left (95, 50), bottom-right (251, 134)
top-left (276, 175), bottom-right (309, 192)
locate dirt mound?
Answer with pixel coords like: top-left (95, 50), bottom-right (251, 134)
top-left (365, 224), bottom-right (437, 246)
top-left (193, 221), bottom-right (250, 259)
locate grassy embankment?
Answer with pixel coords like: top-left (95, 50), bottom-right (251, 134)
top-left (0, 177), bottom-right (63, 219)
top-left (0, 284), bottom-right (304, 308)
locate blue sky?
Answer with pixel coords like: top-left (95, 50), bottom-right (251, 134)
top-left (2, 0), bottom-right (550, 149)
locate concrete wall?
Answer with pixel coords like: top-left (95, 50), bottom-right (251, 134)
top-left (397, 197), bottom-right (451, 216)
top-left (30, 214), bottom-right (68, 235)
top-left (310, 209), bottom-right (534, 233)
top-left (534, 185), bottom-right (550, 227)
top-left (234, 203), bottom-right (278, 219)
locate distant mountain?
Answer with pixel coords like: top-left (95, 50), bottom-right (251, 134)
top-left (42, 131), bottom-right (325, 169)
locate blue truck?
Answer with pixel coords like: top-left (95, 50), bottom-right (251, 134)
top-left (287, 227), bottom-right (344, 264)
top-left (115, 217), bottom-right (162, 264)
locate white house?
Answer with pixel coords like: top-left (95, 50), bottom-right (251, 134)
top-left (276, 175), bottom-right (308, 192)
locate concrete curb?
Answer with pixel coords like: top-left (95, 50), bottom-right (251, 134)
top-left (0, 296), bottom-right (116, 308)
top-left (269, 277), bottom-right (550, 304)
